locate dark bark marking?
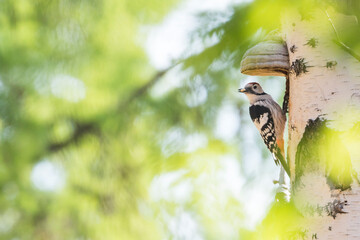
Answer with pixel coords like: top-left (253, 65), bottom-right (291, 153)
top-left (305, 38), bottom-right (318, 48)
top-left (325, 199), bottom-right (348, 219)
top-left (283, 76), bottom-right (290, 113)
top-left (290, 45), bottom-right (297, 53)
top-left (326, 61), bottom-right (337, 69)
top-left (291, 58), bottom-right (309, 76)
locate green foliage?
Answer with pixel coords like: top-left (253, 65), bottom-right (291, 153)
top-left (257, 202), bottom-right (305, 240)
top-left (1, 0), bottom-right (360, 239)
top-left (0, 0), bottom-right (181, 239)
top-left (295, 118), bottom-right (353, 191)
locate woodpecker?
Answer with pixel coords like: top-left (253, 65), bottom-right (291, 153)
top-left (239, 82), bottom-right (290, 176)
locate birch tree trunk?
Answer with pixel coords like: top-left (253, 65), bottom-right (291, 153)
top-left (282, 8), bottom-right (360, 239)
top-left (241, 6), bottom-right (360, 239)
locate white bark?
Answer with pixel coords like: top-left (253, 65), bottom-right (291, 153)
top-left (282, 8), bottom-right (360, 239)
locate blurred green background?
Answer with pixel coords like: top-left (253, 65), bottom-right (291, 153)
top-left (0, 0), bottom-right (359, 239)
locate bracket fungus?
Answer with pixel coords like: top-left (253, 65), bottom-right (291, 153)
top-left (240, 40), bottom-right (290, 77)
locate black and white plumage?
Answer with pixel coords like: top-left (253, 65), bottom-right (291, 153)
top-left (249, 104), bottom-right (277, 158)
top-left (239, 82), bottom-right (290, 176)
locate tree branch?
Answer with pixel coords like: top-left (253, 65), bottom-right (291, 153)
top-left (48, 122), bottom-right (98, 152)
top-left (325, 10), bottom-right (360, 62)
top-left (118, 63), bottom-right (179, 110)
top-left (46, 64), bottom-right (179, 153)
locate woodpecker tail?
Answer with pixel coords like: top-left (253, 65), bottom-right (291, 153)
top-left (274, 148), bottom-right (290, 177)
top-left (274, 139), bottom-right (290, 177)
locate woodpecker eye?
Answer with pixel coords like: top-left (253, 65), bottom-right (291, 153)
top-left (253, 85), bottom-right (257, 89)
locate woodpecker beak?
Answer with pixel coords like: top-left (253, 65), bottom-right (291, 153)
top-left (238, 88), bottom-right (246, 93)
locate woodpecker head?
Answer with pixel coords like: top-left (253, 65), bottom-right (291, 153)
top-left (238, 82), bottom-right (268, 104)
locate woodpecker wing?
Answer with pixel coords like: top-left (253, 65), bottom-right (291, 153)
top-left (249, 104), bottom-right (279, 165)
top-left (248, 104), bottom-right (290, 176)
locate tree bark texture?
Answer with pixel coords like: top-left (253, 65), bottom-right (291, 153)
top-left (282, 8), bottom-right (360, 239)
